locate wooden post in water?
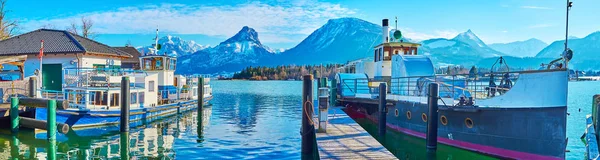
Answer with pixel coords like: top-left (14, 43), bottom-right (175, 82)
top-left (378, 83), bottom-right (387, 138)
top-left (29, 77), bottom-right (37, 98)
top-left (426, 83), bottom-right (439, 152)
top-left (330, 78), bottom-right (337, 107)
top-left (47, 99), bottom-right (57, 160)
top-left (301, 75), bottom-right (315, 159)
top-left (10, 97), bottom-right (19, 133)
top-left (120, 132), bottom-right (130, 160)
top-left (120, 77), bottom-right (130, 133)
top-left (197, 77), bottom-right (205, 142)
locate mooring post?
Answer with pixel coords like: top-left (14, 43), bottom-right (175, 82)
top-left (47, 137), bottom-right (56, 160)
top-left (197, 77), bottom-right (205, 143)
top-left (593, 94), bottom-right (600, 134)
top-left (47, 99), bottom-right (57, 140)
top-left (301, 75), bottom-right (316, 160)
top-left (29, 77), bottom-right (37, 98)
top-left (120, 77), bottom-right (130, 133)
top-left (330, 78), bottom-right (337, 107)
top-left (426, 83), bottom-right (439, 152)
top-left (10, 134), bottom-right (19, 160)
top-left (378, 83), bottom-right (387, 138)
top-left (120, 132), bottom-right (130, 160)
top-left (10, 97), bottom-right (19, 133)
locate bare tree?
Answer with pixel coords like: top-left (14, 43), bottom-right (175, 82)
top-left (67, 17), bottom-right (96, 39)
top-left (0, 0), bottom-right (18, 40)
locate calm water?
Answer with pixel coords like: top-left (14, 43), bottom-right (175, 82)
top-left (0, 80), bottom-right (596, 159)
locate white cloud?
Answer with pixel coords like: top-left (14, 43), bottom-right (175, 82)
top-left (529, 24), bottom-right (554, 29)
top-left (400, 28), bottom-right (460, 41)
top-left (23, 2), bottom-right (355, 43)
top-left (521, 6), bottom-right (553, 10)
top-left (502, 30), bottom-right (508, 33)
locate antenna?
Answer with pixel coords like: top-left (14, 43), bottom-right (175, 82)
top-left (395, 16), bottom-right (398, 30)
top-left (154, 26), bottom-right (159, 54)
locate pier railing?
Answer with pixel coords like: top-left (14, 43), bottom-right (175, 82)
top-left (339, 72), bottom-right (519, 100)
top-left (63, 68), bottom-right (147, 89)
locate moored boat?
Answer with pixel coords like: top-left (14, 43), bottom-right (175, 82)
top-left (335, 19), bottom-right (569, 159)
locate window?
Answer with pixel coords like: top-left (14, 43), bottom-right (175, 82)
top-left (131, 92), bottom-right (137, 104)
top-left (102, 92), bottom-right (108, 105)
top-left (170, 59), bottom-right (176, 70)
top-left (139, 92), bottom-right (145, 104)
top-left (149, 81), bottom-right (155, 92)
top-left (110, 93), bottom-right (120, 107)
top-left (89, 91), bottom-right (104, 105)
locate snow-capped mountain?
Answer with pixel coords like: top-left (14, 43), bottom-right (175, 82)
top-left (419, 30), bottom-right (504, 66)
top-left (279, 17), bottom-right (388, 65)
top-left (138, 35), bottom-right (208, 56)
top-left (535, 31), bottom-right (600, 70)
top-left (176, 26), bottom-right (275, 74)
top-left (489, 38), bottom-right (547, 57)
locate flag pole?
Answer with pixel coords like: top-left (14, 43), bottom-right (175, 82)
top-left (39, 40), bottom-right (44, 97)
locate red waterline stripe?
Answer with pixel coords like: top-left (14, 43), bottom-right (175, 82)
top-left (345, 108), bottom-right (562, 160)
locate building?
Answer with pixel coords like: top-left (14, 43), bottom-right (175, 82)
top-left (115, 46), bottom-right (142, 70)
top-left (0, 29), bottom-right (132, 91)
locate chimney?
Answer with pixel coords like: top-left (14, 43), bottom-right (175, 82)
top-left (382, 19), bottom-right (389, 43)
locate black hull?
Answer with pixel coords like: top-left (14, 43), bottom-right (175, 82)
top-left (343, 99), bottom-right (567, 159)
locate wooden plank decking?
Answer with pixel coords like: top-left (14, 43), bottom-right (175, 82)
top-left (315, 107), bottom-right (397, 160)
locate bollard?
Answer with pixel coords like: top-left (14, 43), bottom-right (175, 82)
top-left (120, 77), bottom-right (130, 133)
top-left (317, 87), bottom-right (329, 133)
top-left (301, 75), bottom-right (316, 159)
top-left (378, 83), bottom-right (387, 138)
top-left (120, 132), bottom-right (130, 160)
top-left (426, 83), bottom-right (439, 152)
top-left (10, 97), bottom-right (19, 133)
top-left (47, 99), bottom-right (56, 141)
top-left (29, 77), bottom-right (37, 98)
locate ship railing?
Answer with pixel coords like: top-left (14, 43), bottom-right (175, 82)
top-left (389, 72), bottom-right (519, 101)
top-left (339, 78), bottom-right (371, 97)
top-left (158, 87), bottom-right (204, 104)
top-left (63, 68), bottom-right (148, 89)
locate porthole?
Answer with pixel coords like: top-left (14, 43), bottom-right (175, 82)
top-left (406, 111), bottom-right (412, 119)
top-left (465, 118), bottom-right (474, 128)
top-left (440, 115), bottom-right (448, 125)
top-left (421, 113), bottom-right (427, 122)
top-left (395, 109), bottom-right (399, 117)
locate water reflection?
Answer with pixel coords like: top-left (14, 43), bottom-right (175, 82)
top-left (0, 81), bottom-right (305, 159)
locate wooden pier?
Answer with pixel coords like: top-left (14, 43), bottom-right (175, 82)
top-left (315, 107), bottom-right (397, 160)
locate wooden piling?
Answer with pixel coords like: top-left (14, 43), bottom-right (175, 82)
top-left (47, 99), bottom-right (57, 141)
top-left (378, 83), bottom-right (387, 138)
top-left (29, 77), bottom-right (37, 98)
top-left (10, 97), bottom-right (19, 133)
top-left (197, 77), bottom-right (205, 142)
top-left (20, 117), bottom-right (69, 134)
top-left (330, 78), bottom-right (337, 107)
top-left (426, 83), bottom-right (439, 152)
top-left (120, 77), bottom-right (130, 133)
top-left (120, 132), bottom-right (130, 160)
top-left (301, 75), bottom-right (316, 159)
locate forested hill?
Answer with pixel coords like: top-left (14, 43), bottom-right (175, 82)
top-left (232, 64), bottom-right (341, 80)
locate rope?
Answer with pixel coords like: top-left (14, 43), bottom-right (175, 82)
top-left (300, 100), bottom-right (316, 137)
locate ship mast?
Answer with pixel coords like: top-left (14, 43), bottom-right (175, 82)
top-left (564, 0), bottom-right (573, 68)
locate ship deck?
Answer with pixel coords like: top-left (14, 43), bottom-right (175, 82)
top-left (315, 107), bottom-right (397, 160)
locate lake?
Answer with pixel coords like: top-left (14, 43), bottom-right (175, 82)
top-left (0, 80), bottom-right (595, 159)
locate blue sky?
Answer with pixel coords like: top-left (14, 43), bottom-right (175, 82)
top-left (7, 0), bottom-right (600, 49)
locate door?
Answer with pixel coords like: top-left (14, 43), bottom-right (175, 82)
top-left (42, 64), bottom-right (62, 91)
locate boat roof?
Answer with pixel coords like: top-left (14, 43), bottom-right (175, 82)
top-left (374, 42), bottom-right (422, 48)
top-left (0, 29), bottom-right (132, 58)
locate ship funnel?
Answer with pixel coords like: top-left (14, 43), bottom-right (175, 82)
top-left (382, 19), bottom-right (389, 43)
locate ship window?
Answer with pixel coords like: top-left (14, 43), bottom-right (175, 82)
top-left (379, 48), bottom-right (383, 61)
top-left (169, 59), bottom-right (176, 70)
top-left (406, 111), bottom-right (412, 119)
top-left (131, 92), bottom-right (137, 104)
top-left (155, 58), bottom-right (163, 70)
top-left (139, 92), bottom-right (145, 104)
top-left (465, 118), bottom-right (474, 128)
top-left (110, 93), bottom-right (119, 107)
top-left (149, 81), bottom-right (155, 92)
top-left (102, 92), bottom-right (108, 105)
top-left (143, 58), bottom-right (152, 70)
top-left (89, 91), bottom-right (103, 105)
top-left (374, 50), bottom-right (378, 62)
top-left (421, 113), bottom-right (427, 122)
top-left (395, 109), bottom-right (399, 117)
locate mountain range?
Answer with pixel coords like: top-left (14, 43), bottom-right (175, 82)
top-left (138, 17), bottom-right (600, 74)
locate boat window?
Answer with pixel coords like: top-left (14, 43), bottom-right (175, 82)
top-left (110, 93), bottom-right (120, 107)
top-left (139, 92), bottom-right (145, 104)
top-left (143, 58), bottom-right (152, 70)
top-left (149, 81), bottom-right (155, 92)
top-left (170, 58), bottom-right (177, 70)
top-left (155, 58), bottom-right (163, 70)
top-left (102, 92), bottom-right (108, 105)
top-left (374, 50), bottom-right (378, 62)
top-left (384, 51), bottom-right (390, 60)
top-left (379, 48), bottom-right (383, 61)
top-left (131, 92), bottom-right (137, 104)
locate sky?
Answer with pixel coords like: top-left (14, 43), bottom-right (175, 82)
top-left (6, 0), bottom-right (600, 49)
